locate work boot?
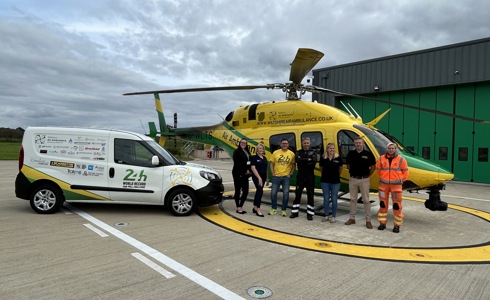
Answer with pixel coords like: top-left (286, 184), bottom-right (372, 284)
top-left (344, 219), bottom-right (356, 225)
top-left (378, 224), bottom-right (386, 230)
top-left (289, 213), bottom-right (298, 219)
top-left (393, 226), bottom-right (400, 233)
top-left (366, 221), bottom-right (373, 229)
top-left (307, 215), bottom-right (313, 221)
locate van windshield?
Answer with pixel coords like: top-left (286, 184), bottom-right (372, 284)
top-left (146, 140), bottom-right (180, 165)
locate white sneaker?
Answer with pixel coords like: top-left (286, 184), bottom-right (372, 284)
top-left (330, 217), bottom-right (336, 223)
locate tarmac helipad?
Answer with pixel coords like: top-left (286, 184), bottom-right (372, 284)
top-left (202, 158), bottom-right (490, 264)
top-left (200, 193), bottom-right (490, 263)
top-left (2, 159), bottom-right (490, 300)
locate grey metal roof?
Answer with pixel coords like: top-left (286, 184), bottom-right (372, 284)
top-left (312, 37), bottom-right (490, 103)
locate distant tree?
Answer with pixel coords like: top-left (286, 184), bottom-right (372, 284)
top-left (0, 127), bottom-right (24, 141)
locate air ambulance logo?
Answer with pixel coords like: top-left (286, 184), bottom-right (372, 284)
top-left (169, 167), bottom-right (193, 186)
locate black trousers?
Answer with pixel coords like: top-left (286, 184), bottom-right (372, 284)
top-left (233, 174), bottom-right (249, 208)
top-left (291, 173), bottom-right (315, 215)
top-left (252, 173), bottom-right (267, 208)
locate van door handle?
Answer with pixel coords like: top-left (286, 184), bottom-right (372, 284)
top-left (109, 167), bottom-right (114, 178)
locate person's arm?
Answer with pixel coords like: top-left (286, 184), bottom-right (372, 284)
top-left (368, 152), bottom-right (376, 176)
top-left (401, 157), bottom-right (409, 182)
top-left (289, 163), bottom-right (296, 177)
top-left (251, 165), bottom-right (262, 186)
top-left (376, 157), bottom-right (382, 175)
top-left (369, 164), bottom-right (376, 176)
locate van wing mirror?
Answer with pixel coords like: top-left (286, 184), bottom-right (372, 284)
top-left (151, 155), bottom-right (160, 166)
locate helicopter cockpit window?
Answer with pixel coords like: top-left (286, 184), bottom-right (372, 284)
top-left (300, 132), bottom-right (323, 156)
top-left (269, 133), bottom-right (296, 154)
top-left (353, 124), bottom-right (394, 156)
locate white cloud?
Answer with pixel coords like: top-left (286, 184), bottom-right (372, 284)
top-left (1, 0), bottom-right (489, 133)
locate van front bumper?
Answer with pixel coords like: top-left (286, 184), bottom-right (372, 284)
top-left (195, 180), bottom-right (224, 206)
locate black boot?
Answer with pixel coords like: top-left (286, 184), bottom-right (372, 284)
top-left (289, 213), bottom-right (299, 219)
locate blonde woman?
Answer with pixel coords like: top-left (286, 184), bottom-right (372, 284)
top-left (250, 143), bottom-right (268, 217)
top-left (319, 143), bottom-right (343, 223)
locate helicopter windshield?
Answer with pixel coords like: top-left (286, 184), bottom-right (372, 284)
top-left (353, 124), bottom-right (405, 155)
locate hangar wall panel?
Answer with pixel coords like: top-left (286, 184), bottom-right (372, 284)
top-left (314, 38), bottom-right (490, 184)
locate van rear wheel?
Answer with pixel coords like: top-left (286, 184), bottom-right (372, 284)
top-left (166, 188), bottom-right (196, 216)
top-left (30, 184), bottom-right (63, 214)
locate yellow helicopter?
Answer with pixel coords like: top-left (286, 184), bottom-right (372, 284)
top-left (124, 48), bottom-right (487, 211)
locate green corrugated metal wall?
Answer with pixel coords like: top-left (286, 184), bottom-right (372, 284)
top-left (342, 81), bottom-right (490, 183)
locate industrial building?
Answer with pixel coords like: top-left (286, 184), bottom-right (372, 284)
top-left (313, 37), bottom-right (490, 183)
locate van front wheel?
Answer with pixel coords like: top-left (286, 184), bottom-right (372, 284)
top-left (166, 188), bottom-right (196, 216)
top-left (30, 184), bottom-right (63, 214)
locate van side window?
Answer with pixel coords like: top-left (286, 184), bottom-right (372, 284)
top-left (114, 139), bottom-right (154, 166)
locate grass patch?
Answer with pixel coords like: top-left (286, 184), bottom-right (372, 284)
top-left (0, 142), bottom-right (21, 160)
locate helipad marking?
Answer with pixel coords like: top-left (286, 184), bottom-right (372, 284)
top-left (198, 195), bottom-right (490, 264)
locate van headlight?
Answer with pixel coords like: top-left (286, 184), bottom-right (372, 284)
top-left (200, 171), bottom-right (221, 181)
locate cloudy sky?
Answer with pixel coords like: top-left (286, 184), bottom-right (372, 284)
top-left (1, 0), bottom-right (488, 133)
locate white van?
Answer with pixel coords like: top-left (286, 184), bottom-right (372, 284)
top-left (15, 127), bottom-right (224, 216)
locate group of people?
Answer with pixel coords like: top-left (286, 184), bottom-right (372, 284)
top-left (231, 136), bottom-right (408, 233)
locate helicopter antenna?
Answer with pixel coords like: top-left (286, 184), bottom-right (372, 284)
top-left (347, 102), bottom-right (361, 119)
top-left (340, 101), bottom-right (355, 117)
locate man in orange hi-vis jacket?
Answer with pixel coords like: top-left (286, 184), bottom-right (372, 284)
top-left (376, 142), bottom-right (409, 233)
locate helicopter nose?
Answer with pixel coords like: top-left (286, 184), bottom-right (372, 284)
top-left (436, 171), bottom-right (454, 183)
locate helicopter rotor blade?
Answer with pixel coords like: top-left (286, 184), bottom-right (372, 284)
top-left (124, 85), bottom-right (273, 96)
top-left (289, 48), bottom-right (324, 85)
top-left (309, 86), bottom-right (490, 124)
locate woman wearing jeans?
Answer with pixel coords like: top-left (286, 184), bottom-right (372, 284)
top-left (319, 143), bottom-right (343, 223)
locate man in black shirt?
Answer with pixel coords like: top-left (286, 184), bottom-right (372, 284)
top-left (345, 136), bottom-right (376, 229)
top-left (290, 138), bottom-right (318, 220)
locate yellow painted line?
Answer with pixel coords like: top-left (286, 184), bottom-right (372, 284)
top-left (198, 193), bottom-right (490, 264)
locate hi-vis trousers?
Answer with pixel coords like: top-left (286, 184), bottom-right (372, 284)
top-left (377, 182), bottom-right (403, 226)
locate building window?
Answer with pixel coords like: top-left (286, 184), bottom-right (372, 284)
top-left (422, 147), bottom-right (430, 160)
top-left (478, 148), bottom-right (488, 162)
top-left (439, 147), bottom-right (448, 160)
top-left (458, 147), bottom-right (468, 161)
